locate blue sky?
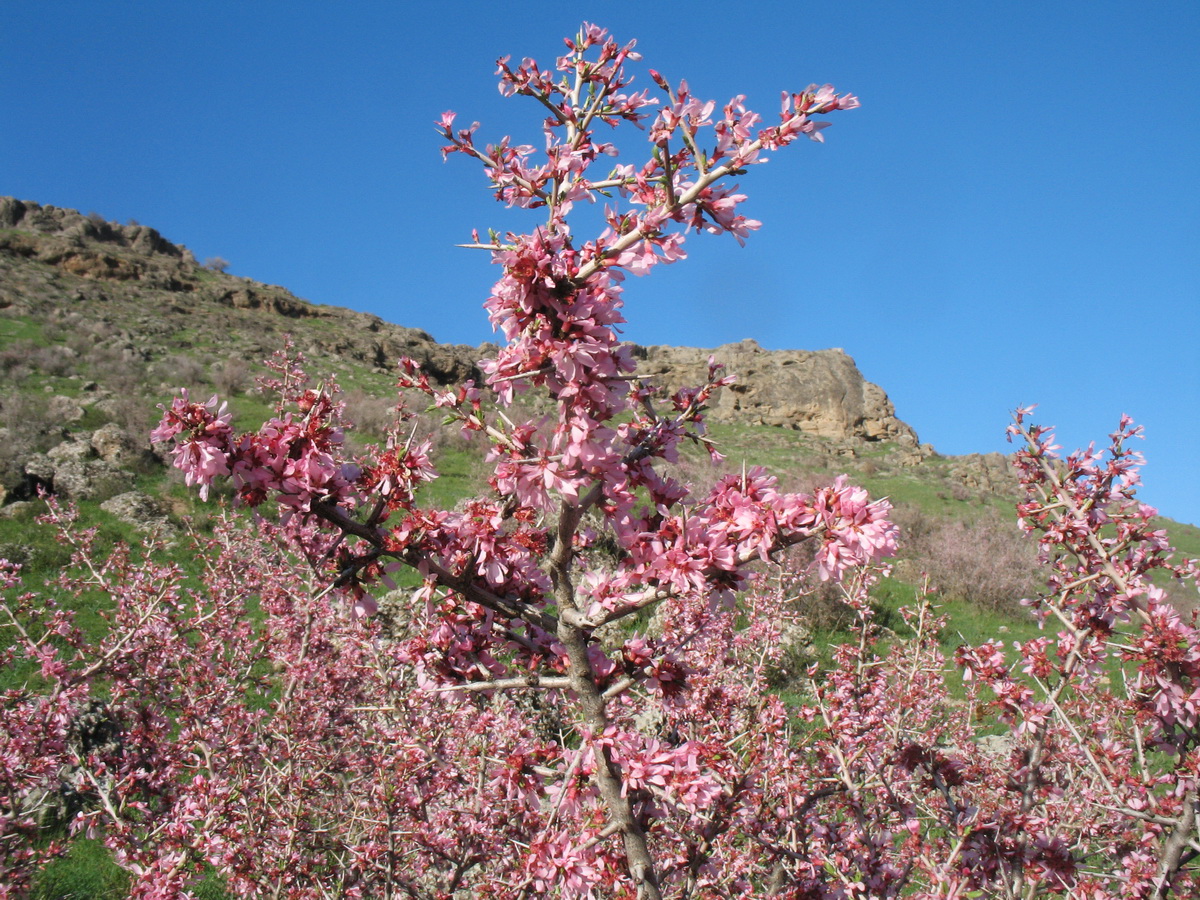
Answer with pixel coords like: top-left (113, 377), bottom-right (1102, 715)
top-left (4, 2), bottom-right (1198, 524)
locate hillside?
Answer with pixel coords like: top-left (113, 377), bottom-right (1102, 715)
top-left (0, 197), bottom-right (991, 490)
top-left (1, 196), bottom-right (921, 442)
top-left (1, 196), bottom-right (1195, 596)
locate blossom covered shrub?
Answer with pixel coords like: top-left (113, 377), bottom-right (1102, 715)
top-left (2, 24), bottom-right (1199, 900)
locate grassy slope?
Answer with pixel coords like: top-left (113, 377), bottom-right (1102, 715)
top-left (4, 300), bottom-right (1193, 676)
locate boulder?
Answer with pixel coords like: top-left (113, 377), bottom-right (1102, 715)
top-left (47, 395), bottom-right (86, 423)
top-left (55, 458), bottom-right (134, 501)
top-left (100, 491), bottom-right (173, 536)
top-left (23, 454), bottom-right (56, 484)
top-left (47, 438), bottom-right (94, 464)
top-left (90, 423), bottom-right (142, 466)
top-left (0, 501), bottom-right (36, 520)
top-left (25, 445), bottom-right (133, 501)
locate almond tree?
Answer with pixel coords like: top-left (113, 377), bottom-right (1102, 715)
top-left (142, 25), bottom-right (886, 896)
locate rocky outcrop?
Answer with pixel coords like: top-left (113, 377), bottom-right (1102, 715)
top-left (25, 433), bottom-right (135, 502)
top-left (0, 197), bottom-right (186, 259)
top-left (947, 452), bottom-right (1017, 495)
top-left (0, 196), bottom-right (487, 385)
top-left (632, 340), bottom-right (918, 445)
top-left (2, 422), bottom-right (160, 505)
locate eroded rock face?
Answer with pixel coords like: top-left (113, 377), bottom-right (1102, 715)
top-left (948, 452), bottom-right (1016, 494)
top-left (632, 340), bottom-right (918, 444)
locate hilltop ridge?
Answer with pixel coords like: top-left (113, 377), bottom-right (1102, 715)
top-left (0, 196), bottom-right (920, 447)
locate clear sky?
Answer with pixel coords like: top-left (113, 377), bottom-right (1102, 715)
top-left (4, 1), bottom-right (1197, 524)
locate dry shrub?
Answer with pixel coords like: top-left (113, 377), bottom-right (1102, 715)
top-left (153, 354), bottom-right (208, 389)
top-left (415, 408), bottom-right (477, 458)
top-left (39, 318), bottom-right (70, 343)
top-left (0, 392), bottom-right (62, 496)
top-left (22, 345), bottom-right (78, 378)
top-left (211, 359), bottom-right (251, 396)
top-left (64, 318), bottom-right (118, 359)
top-left (341, 391), bottom-right (477, 463)
top-left (899, 506), bottom-right (1042, 613)
top-left (84, 345), bottom-right (139, 387)
top-left (776, 541), bottom-right (860, 634)
top-left (0, 341), bottom-right (42, 381)
top-left (1164, 579), bottom-right (1199, 617)
top-left (343, 389), bottom-right (400, 439)
top-left (666, 452), bottom-right (726, 500)
top-left (949, 483), bottom-right (973, 503)
top-left (101, 394), bottom-right (160, 439)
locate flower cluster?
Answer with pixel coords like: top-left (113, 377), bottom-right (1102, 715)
top-left (151, 385), bottom-right (364, 512)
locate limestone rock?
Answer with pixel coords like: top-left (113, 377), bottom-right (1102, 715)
top-left (23, 454), bottom-right (56, 484)
top-left (90, 423), bottom-right (142, 466)
top-left (0, 198), bottom-right (185, 259)
top-left (57, 459), bottom-right (134, 501)
top-left (948, 452), bottom-right (1016, 497)
top-left (632, 340), bottom-right (918, 444)
top-left (25, 444), bottom-right (133, 501)
top-left (100, 491), bottom-right (173, 536)
top-left (47, 395), bottom-right (86, 423)
top-left (47, 438), bottom-right (94, 464)
top-left (0, 501), bottom-right (35, 519)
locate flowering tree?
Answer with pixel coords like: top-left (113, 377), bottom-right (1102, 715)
top-left (2, 23), bottom-right (1198, 900)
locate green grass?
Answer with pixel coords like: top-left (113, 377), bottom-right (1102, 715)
top-left (0, 313), bottom-right (48, 346)
top-left (802, 575), bottom-right (1045, 663)
top-left (419, 442), bottom-right (485, 509)
top-left (33, 839), bottom-right (130, 900)
top-left (31, 838), bottom-right (232, 899)
top-left (1165, 518), bottom-right (1200, 560)
top-left (0, 498), bottom-right (170, 693)
top-left (221, 393), bottom-right (275, 426)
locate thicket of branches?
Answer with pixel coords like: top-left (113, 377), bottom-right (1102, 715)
top-left (3, 25), bottom-right (1198, 900)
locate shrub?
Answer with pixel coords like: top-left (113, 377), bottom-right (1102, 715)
top-left (0, 391), bottom-right (62, 498)
top-left (210, 358), bottom-right (251, 396)
top-left (152, 353), bottom-right (207, 389)
top-left (341, 387), bottom-right (398, 438)
top-left (902, 507), bottom-right (1042, 612)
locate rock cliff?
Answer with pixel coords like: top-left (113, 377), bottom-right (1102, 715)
top-left (634, 340), bottom-right (917, 445)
